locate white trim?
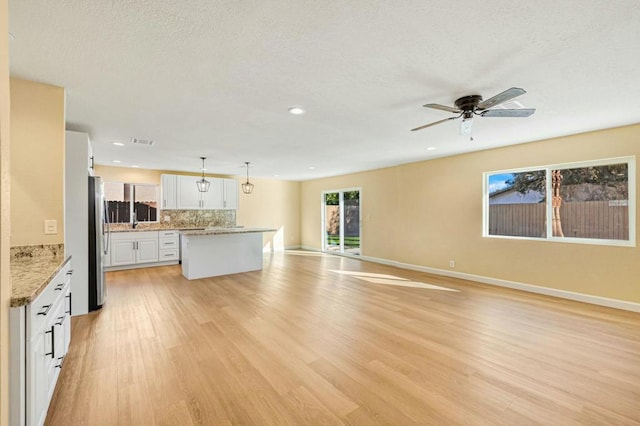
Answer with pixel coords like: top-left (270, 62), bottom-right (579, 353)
top-left (105, 260), bottom-right (179, 271)
top-left (356, 255), bottom-right (640, 313)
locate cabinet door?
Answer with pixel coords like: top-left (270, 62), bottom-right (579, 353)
top-left (27, 327), bottom-right (52, 426)
top-left (161, 174), bottom-right (177, 209)
top-left (177, 175), bottom-right (203, 209)
top-left (136, 239), bottom-right (159, 263)
top-left (53, 303), bottom-right (66, 376)
top-left (223, 179), bottom-right (238, 209)
top-left (111, 240), bottom-right (137, 266)
top-left (202, 178), bottom-right (224, 209)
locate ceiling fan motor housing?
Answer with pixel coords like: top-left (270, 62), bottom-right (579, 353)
top-left (454, 95), bottom-right (483, 112)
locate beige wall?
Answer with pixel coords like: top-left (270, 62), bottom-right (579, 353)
top-left (236, 177), bottom-right (300, 250)
top-left (0, 0), bottom-right (10, 421)
top-left (301, 124), bottom-right (640, 304)
top-left (10, 78), bottom-right (65, 246)
top-left (96, 165), bottom-right (301, 248)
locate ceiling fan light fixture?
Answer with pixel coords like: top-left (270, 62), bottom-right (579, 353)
top-left (242, 162), bottom-right (254, 194)
top-left (460, 118), bottom-right (473, 136)
top-left (197, 157), bottom-right (210, 192)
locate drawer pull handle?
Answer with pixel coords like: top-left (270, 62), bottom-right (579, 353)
top-left (55, 316), bottom-right (65, 326)
top-left (164, 253), bottom-right (174, 257)
top-left (45, 326), bottom-right (55, 358)
top-left (54, 283), bottom-right (65, 291)
top-left (37, 304), bottom-right (52, 316)
top-left (66, 293), bottom-right (72, 315)
top-left (56, 356), bottom-right (64, 368)
top-left (164, 242), bottom-right (175, 245)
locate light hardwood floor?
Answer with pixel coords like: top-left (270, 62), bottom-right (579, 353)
top-left (47, 251), bottom-right (640, 425)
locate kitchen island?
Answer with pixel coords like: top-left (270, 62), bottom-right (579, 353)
top-left (180, 227), bottom-right (276, 280)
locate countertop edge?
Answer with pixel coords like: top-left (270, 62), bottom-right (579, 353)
top-left (180, 228), bottom-right (278, 236)
top-left (10, 256), bottom-right (72, 308)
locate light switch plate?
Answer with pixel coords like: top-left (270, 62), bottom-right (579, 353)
top-left (44, 219), bottom-right (57, 235)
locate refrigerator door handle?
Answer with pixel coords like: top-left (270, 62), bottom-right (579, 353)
top-left (103, 199), bottom-right (111, 255)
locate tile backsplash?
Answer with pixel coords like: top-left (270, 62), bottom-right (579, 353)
top-left (109, 209), bottom-right (236, 231)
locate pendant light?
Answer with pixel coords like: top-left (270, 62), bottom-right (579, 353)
top-left (242, 162), bottom-right (254, 194)
top-left (196, 157), bottom-right (211, 192)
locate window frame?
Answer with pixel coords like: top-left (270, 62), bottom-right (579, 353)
top-left (483, 156), bottom-right (636, 247)
top-left (105, 181), bottom-right (160, 224)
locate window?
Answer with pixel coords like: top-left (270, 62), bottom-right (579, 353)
top-left (104, 182), bottom-right (159, 224)
top-left (484, 157), bottom-right (635, 246)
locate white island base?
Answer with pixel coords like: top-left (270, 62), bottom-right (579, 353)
top-left (181, 230), bottom-right (268, 280)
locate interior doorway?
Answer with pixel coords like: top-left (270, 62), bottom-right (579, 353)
top-left (322, 189), bottom-right (361, 255)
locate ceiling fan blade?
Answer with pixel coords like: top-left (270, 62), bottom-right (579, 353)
top-left (477, 87), bottom-right (526, 110)
top-left (411, 116), bottom-right (459, 132)
top-left (423, 103), bottom-right (462, 113)
top-left (480, 108), bottom-right (536, 118)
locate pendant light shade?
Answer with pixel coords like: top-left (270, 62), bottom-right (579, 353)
top-left (196, 157), bottom-right (210, 192)
top-left (242, 162), bottom-right (254, 194)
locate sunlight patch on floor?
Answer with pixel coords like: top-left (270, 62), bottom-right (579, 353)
top-left (329, 270), bottom-right (460, 292)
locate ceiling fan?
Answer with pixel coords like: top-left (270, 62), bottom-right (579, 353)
top-left (411, 87), bottom-right (535, 136)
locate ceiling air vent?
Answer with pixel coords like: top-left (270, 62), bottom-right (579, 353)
top-left (130, 137), bottom-right (155, 146)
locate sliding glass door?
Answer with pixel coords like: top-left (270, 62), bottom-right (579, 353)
top-left (322, 189), bottom-right (360, 255)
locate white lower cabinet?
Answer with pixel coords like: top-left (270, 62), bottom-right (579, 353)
top-left (110, 231), bottom-right (159, 266)
top-left (159, 230), bottom-right (180, 261)
top-left (11, 261), bottom-right (73, 426)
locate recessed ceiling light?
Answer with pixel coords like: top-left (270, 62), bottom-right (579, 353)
top-left (288, 106), bottom-right (306, 115)
top-left (113, 160), bottom-right (121, 163)
top-left (113, 142), bottom-right (125, 146)
top-left (308, 166), bottom-right (316, 170)
top-left (131, 165), bottom-right (139, 168)
top-left (426, 146), bottom-right (437, 151)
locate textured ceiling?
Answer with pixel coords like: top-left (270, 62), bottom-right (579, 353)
top-left (8, 1), bottom-right (640, 180)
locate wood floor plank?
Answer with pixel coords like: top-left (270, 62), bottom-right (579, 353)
top-left (45, 250), bottom-right (640, 425)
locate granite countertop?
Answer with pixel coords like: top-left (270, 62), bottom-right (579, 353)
top-left (180, 227), bottom-right (277, 236)
top-left (10, 246), bottom-right (71, 307)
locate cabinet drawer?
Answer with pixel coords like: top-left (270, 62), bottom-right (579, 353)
top-left (111, 230), bottom-right (158, 240)
top-left (159, 249), bottom-right (179, 260)
top-left (159, 238), bottom-right (179, 249)
top-left (28, 264), bottom-right (69, 338)
top-left (159, 230), bottom-right (178, 238)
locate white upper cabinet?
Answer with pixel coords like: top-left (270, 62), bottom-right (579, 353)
top-left (223, 179), bottom-right (238, 210)
top-left (177, 175), bottom-right (202, 209)
top-left (162, 174), bottom-right (237, 210)
top-left (88, 140), bottom-right (94, 176)
top-left (202, 178), bottom-right (224, 209)
top-left (161, 174), bottom-right (177, 209)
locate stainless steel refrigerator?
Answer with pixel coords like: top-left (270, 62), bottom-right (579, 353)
top-left (88, 176), bottom-right (110, 311)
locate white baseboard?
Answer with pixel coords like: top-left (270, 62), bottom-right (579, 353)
top-left (105, 260), bottom-right (179, 272)
top-left (357, 255), bottom-right (640, 313)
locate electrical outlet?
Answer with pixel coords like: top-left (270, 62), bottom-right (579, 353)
top-left (164, 215), bottom-right (171, 222)
top-left (449, 260), bottom-right (455, 268)
top-left (44, 219), bottom-right (57, 235)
